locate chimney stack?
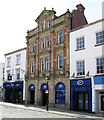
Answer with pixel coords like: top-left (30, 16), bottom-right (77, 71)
top-left (76, 4), bottom-right (85, 15)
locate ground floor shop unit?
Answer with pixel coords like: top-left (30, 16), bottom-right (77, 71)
top-left (3, 82), bottom-right (23, 103)
top-left (92, 75), bottom-right (104, 113)
top-left (70, 78), bottom-right (92, 112)
top-left (25, 76), bottom-right (70, 109)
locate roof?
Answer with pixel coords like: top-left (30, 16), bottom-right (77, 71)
top-left (4, 47), bottom-right (26, 56)
top-left (70, 18), bottom-right (104, 33)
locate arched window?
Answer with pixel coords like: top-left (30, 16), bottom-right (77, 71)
top-left (29, 84), bottom-right (35, 90)
top-left (31, 43), bottom-right (35, 52)
top-left (56, 83), bottom-right (65, 104)
top-left (40, 23), bottom-right (43, 31)
top-left (47, 19), bottom-right (51, 28)
top-left (41, 83), bottom-right (48, 90)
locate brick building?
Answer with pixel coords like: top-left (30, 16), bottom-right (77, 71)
top-left (25, 4), bottom-right (87, 109)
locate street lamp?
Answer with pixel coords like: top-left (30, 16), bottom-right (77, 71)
top-left (45, 77), bottom-right (50, 111)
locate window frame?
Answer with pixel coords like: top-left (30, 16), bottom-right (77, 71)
top-left (76, 36), bottom-right (85, 50)
top-left (47, 37), bottom-right (50, 47)
top-left (7, 57), bottom-right (11, 67)
top-left (47, 19), bottom-right (51, 28)
top-left (41, 59), bottom-right (44, 72)
top-left (96, 30), bottom-right (104, 45)
top-left (58, 31), bottom-right (63, 44)
top-left (40, 23), bottom-right (43, 31)
top-left (77, 60), bottom-right (85, 76)
top-left (30, 61), bottom-right (34, 74)
top-left (16, 55), bottom-right (21, 65)
top-left (31, 43), bottom-right (35, 53)
top-left (16, 69), bottom-right (20, 80)
top-left (46, 57), bottom-right (50, 71)
top-left (41, 39), bottom-right (45, 49)
top-left (58, 54), bottom-right (63, 69)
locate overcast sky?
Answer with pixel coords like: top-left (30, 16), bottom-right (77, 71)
top-left (0, 0), bottom-right (103, 63)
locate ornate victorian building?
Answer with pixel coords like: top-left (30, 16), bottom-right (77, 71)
top-left (25, 4), bottom-right (87, 108)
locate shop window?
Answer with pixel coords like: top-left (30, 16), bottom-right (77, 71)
top-left (56, 83), bottom-right (65, 104)
top-left (96, 57), bottom-right (104, 74)
top-left (96, 31), bottom-right (104, 44)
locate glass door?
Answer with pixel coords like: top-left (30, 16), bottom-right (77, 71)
top-left (78, 93), bottom-right (83, 110)
top-left (101, 95), bottom-right (104, 111)
top-left (85, 93), bottom-right (88, 110)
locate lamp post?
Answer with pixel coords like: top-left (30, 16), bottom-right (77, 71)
top-left (45, 77), bottom-right (50, 111)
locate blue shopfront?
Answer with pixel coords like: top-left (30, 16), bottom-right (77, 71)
top-left (3, 82), bottom-right (23, 103)
top-left (70, 79), bottom-right (92, 112)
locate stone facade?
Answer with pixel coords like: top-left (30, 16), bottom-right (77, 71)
top-left (25, 4), bottom-right (87, 109)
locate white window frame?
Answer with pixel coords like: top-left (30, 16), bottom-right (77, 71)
top-left (77, 60), bottom-right (85, 76)
top-left (96, 30), bottom-right (104, 45)
top-left (58, 32), bottom-right (63, 44)
top-left (96, 57), bottom-right (104, 74)
top-left (76, 37), bottom-right (85, 50)
top-left (31, 61), bottom-right (34, 73)
top-left (16, 55), bottom-right (21, 64)
top-left (46, 57), bottom-right (50, 71)
top-left (41, 39), bottom-right (45, 49)
top-left (7, 57), bottom-right (11, 67)
top-left (41, 59), bottom-right (44, 72)
top-left (16, 69), bottom-right (20, 80)
top-left (58, 54), bottom-right (63, 69)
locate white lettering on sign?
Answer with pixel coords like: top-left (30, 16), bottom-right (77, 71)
top-left (77, 80), bottom-right (84, 85)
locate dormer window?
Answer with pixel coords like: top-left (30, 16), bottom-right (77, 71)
top-left (47, 19), bottom-right (51, 28)
top-left (40, 23), bottom-right (43, 31)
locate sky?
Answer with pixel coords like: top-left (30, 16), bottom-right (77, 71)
top-left (0, 0), bottom-right (103, 63)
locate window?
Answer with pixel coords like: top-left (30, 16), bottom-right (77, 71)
top-left (47, 37), bottom-right (50, 47)
top-left (31, 61), bottom-right (34, 73)
top-left (41, 59), bottom-right (44, 72)
top-left (7, 71), bottom-right (12, 81)
top-left (58, 54), bottom-right (63, 69)
top-left (47, 19), bottom-right (51, 28)
top-left (7, 57), bottom-right (11, 66)
top-left (16, 55), bottom-right (20, 64)
top-left (77, 37), bottom-right (85, 49)
top-left (16, 69), bottom-right (20, 80)
top-left (31, 43), bottom-right (35, 52)
top-left (41, 39), bottom-right (45, 49)
top-left (58, 32), bottom-right (63, 43)
top-left (46, 58), bottom-right (50, 71)
top-left (96, 31), bottom-right (104, 44)
top-left (40, 23), bottom-right (43, 31)
top-left (77, 60), bottom-right (85, 76)
top-left (56, 83), bottom-right (65, 104)
top-left (96, 57), bottom-right (104, 74)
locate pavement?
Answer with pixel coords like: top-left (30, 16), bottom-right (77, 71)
top-left (0, 101), bottom-right (104, 119)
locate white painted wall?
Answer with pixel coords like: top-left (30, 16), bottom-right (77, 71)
top-left (4, 48), bottom-right (26, 100)
top-left (70, 20), bottom-right (104, 113)
top-left (0, 63), bottom-right (4, 88)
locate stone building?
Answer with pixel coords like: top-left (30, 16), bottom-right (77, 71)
top-left (25, 4), bottom-right (87, 109)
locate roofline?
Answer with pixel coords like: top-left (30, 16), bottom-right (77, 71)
top-left (70, 18), bottom-right (104, 33)
top-left (4, 47), bottom-right (26, 56)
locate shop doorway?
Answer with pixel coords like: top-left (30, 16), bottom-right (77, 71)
top-left (42, 90), bottom-right (47, 106)
top-left (6, 88), bottom-right (13, 102)
top-left (77, 92), bottom-right (88, 111)
top-left (30, 90), bottom-right (35, 104)
top-left (101, 95), bottom-right (104, 111)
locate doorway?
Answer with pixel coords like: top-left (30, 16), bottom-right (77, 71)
top-left (77, 92), bottom-right (88, 111)
top-left (42, 90), bottom-right (47, 106)
top-left (30, 90), bottom-right (35, 104)
top-left (101, 95), bottom-right (104, 111)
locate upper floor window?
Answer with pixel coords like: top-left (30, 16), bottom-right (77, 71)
top-left (77, 60), bottom-right (85, 76)
top-left (96, 57), bottom-right (104, 74)
top-left (16, 55), bottom-right (20, 64)
top-left (58, 54), bottom-right (63, 69)
top-left (31, 61), bottom-right (34, 73)
top-left (40, 23), bottom-right (43, 31)
top-left (77, 37), bottom-right (85, 50)
top-left (41, 59), bottom-right (44, 72)
top-left (7, 57), bottom-right (11, 66)
top-left (31, 43), bottom-right (35, 52)
top-left (58, 32), bottom-right (63, 43)
top-left (47, 37), bottom-right (50, 47)
top-left (46, 57), bottom-right (50, 71)
top-left (96, 31), bottom-right (104, 44)
top-left (7, 71), bottom-right (12, 81)
top-left (41, 39), bottom-right (45, 49)
top-left (16, 69), bottom-right (20, 80)
top-left (47, 19), bottom-right (51, 28)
